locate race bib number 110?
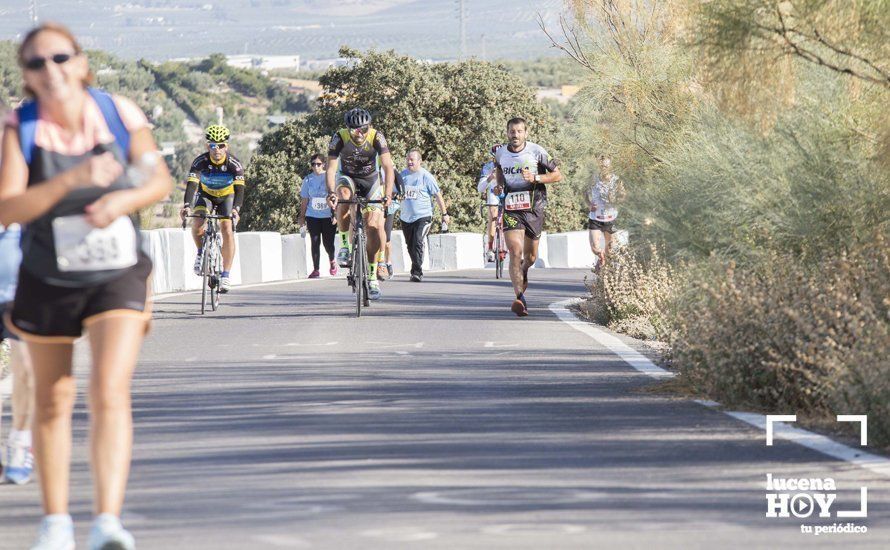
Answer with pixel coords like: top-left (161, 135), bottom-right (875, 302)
top-left (505, 191), bottom-right (531, 211)
top-left (53, 215), bottom-right (138, 272)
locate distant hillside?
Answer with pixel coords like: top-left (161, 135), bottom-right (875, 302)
top-left (0, 0), bottom-right (566, 62)
top-left (0, 44), bottom-right (312, 143)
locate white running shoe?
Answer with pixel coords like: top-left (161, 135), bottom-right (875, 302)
top-left (485, 250), bottom-right (496, 263)
top-left (219, 276), bottom-right (231, 293)
top-left (3, 440), bottom-right (34, 484)
top-left (31, 515), bottom-right (75, 550)
top-left (88, 514), bottom-right (135, 550)
top-left (336, 246), bottom-right (351, 268)
top-left (369, 280), bottom-right (382, 300)
top-left (193, 252), bottom-right (203, 275)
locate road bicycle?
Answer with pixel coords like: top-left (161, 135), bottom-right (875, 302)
top-left (183, 213), bottom-right (229, 314)
top-left (480, 200), bottom-right (507, 279)
top-left (338, 197), bottom-right (383, 317)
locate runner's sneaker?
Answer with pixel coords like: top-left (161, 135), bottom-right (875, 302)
top-left (369, 280), bottom-right (382, 300)
top-left (386, 263), bottom-right (393, 279)
top-left (486, 250), bottom-right (495, 263)
top-left (376, 264), bottom-right (387, 281)
top-left (193, 252), bottom-right (203, 275)
top-left (329, 260), bottom-right (338, 276)
top-left (219, 276), bottom-right (231, 293)
top-left (3, 441), bottom-right (34, 485)
top-left (337, 247), bottom-right (351, 268)
top-left (31, 515), bottom-right (75, 550)
top-left (308, 270), bottom-right (320, 279)
top-left (410, 274), bottom-right (422, 282)
top-left (88, 514), bottom-right (135, 550)
top-left (511, 294), bottom-right (529, 317)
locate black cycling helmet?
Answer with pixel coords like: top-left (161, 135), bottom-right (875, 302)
top-left (344, 108), bottom-right (372, 129)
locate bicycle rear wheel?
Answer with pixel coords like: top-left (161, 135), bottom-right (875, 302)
top-left (495, 226), bottom-right (504, 279)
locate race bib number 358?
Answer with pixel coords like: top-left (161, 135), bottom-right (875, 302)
top-left (311, 197), bottom-right (328, 211)
top-left (505, 191), bottom-right (531, 211)
top-left (52, 215), bottom-right (138, 272)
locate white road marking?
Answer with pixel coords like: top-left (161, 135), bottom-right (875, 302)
top-left (262, 354), bottom-right (277, 360)
top-left (482, 524), bottom-right (586, 536)
top-left (552, 298), bottom-right (890, 479)
top-left (549, 298), bottom-right (673, 379)
top-left (360, 528), bottom-right (438, 542)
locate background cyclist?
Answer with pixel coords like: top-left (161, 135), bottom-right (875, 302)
top-left (325, 108), bottom-right (394, 300)
top-left (477, 143), bottom-right (503, 263)
top-left (180, 124), bottom-right (245, 293)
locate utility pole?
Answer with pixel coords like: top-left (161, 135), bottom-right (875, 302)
top-left (29, 0), bottom-right (38, 24)
top-left (457, 0), bottom-right (466, 60)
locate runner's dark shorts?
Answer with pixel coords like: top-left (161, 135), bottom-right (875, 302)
top-left (503, 207), bottom-right (546, 240)
top-left (588, 218), bottom-right (617, 234)
top-left (194, 189), bottom-right (235, 219)
top-left (4, 253), bottom-right (153, 343)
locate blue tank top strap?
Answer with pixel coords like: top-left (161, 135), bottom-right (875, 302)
top-left (17, 100), bottom-right (39, 165)
top-left (17, 88), bottom-right (130, 166)
top-left (87, 87), bottom-right (130, 158)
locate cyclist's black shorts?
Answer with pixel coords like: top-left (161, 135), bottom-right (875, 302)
top-left (503, 206), bottom-right (546, 240)
top-left (5, 253), bottom-right (152, 342)
top-left (588, 218), bottom-right (617, 234)
top-left (348, 174), bottom-right (381, 199)
top-left (194, 190), bottom-right (235, 219)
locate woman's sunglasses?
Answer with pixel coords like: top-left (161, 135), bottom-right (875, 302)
top-left (208, 143), bottom-right (227, 150)
top-left (311, 162), bottom-right (324, 167)
top-left (23, 52), bottom-right (76, 71)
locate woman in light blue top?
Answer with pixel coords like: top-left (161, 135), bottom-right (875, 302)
top-left (297, 154), bottom-right (337, 278)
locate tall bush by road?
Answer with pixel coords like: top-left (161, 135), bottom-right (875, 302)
top-left (554, 0), bottom-right (889, 448)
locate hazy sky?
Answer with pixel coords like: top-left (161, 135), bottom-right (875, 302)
top-left (0, 0), bottom-right (568, 61)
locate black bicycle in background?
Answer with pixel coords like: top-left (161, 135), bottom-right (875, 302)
top-left (337, 197), bottom-right (383, 317)
top-left (183, 213), bottom-right (228, 314)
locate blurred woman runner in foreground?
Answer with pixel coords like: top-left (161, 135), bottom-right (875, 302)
top-left (0, 23), bottom-right (172, 550)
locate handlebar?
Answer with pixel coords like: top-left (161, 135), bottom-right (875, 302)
top-left (336, 198), bottom-right (385, 205)
top-left (182, 213), bottom-right (236, 229)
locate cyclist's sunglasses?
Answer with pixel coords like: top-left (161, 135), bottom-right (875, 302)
top-left (208, 143), bottom-right (227, 150)
top-left (23, 52), bottom-right (76, 71)
top-left (348, 125), bottom-right (370, 134)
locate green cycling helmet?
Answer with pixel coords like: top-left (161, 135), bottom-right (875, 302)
top-left (205, 124), bottom-right (230, 143)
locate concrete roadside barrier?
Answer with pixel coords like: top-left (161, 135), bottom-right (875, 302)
top-left (546, 231), bottom-right (594, 268)
top-left (143, 226), bottom-right (605, 295)
top-left (281, 233), bottom-right (308, 280)
top-left (237, 232), bottom-right (282, 284)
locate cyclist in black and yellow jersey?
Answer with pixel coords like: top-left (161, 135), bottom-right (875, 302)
top-left (326, 108), bottom-right (394, 300)
top-left (180, 124), bottom-right (245, 293)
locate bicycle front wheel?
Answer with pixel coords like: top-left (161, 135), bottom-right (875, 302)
top-left (354, 237), bottom-right (364, 317)
top-left (210, 246), bottom-right (221, 311)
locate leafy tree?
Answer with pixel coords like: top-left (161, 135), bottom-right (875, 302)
top-left (243, 47), bottom-right (585, 233)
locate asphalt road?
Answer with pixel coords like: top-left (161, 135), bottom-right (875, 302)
top-left (1, 269), bottom-right (888, 549)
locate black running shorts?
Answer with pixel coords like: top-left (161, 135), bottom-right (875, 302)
top-left (5, 253), bottom-right (152, 343)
